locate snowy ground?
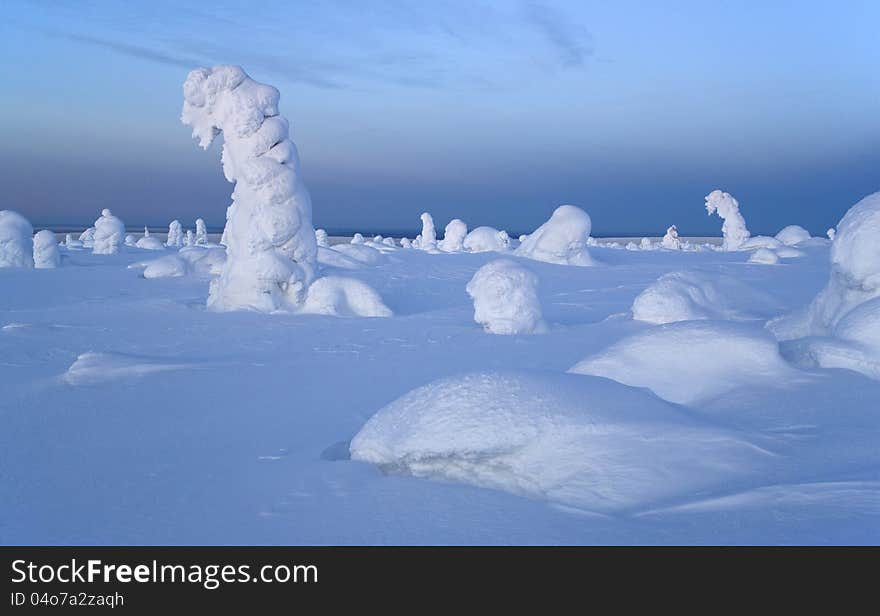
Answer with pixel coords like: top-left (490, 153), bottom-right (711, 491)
top-left (1, 238), bottom-right (878, 544)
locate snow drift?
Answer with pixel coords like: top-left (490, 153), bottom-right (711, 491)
top-left (182, 65), bottom-right (317, 312)
top-left (570, 321), bottom-right (805, 405)
top-left (350, 371), bottom-right (769, 512)
top-left (775, 225), bottom-right (811, 246)
top-left (301, 276), bottom-right (392, 318)
top-left (466, 260), bottom-right (545, 335)
top-left (514, 205), bottom-right (593, 266)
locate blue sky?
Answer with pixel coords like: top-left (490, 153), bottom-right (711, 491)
top-left (1, 1), bottom-right (877, 235)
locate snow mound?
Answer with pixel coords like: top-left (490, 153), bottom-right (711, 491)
top-left (776, 246), bottom-right (805, 258)
top-left (64, 352), bottom-right (198, 385)
top-left (64, 234), bottom-right (83, 249)
top-left (316, 246), bottom-right (362, 270)
top-left (136, 235), bottom-right (165, 250)
top-left (775, 225), bottom-right (811, 246)
top-left (514, 205), bottom-right (593, 266)
top-left (142, 254), bottom-right (189, 279)
top-left (741, 236), bottom-right (783, 251)
top-left (33, 230), bottom-right (60, 268)
top-left (302, 276), bottom-right (392, 318)
top-left (661, 225), bottom-right (681, 250)
top-left (0, 210), bottom-right (34, 268)
top-left (350, 233), bottom-right (365, 245)
top-left (748, 248), bottom-right (779, 264)
top-left (705, 189), bottom-right (750, 251)
top-left (632, 271), bottom-right (779, 324)
top-left (569, 321), bottom-right (805, 405)
top-left (315, 229), bottom-right (329, 247)
top-left (463, 226), bottom-right (510, 253)
top-left (178, 245), bottom-right (226, 274)
top-left (79, 227), bottom-right (95, 247)
top-left (350, 371), bottom-right (770, 512)
top-left (331, 243), bottom-right (387, 266)
top-left (466, 260), bottom-right (546, 335)
top-left (438, 219), bottom-right (467, 252)
top-left (124, 234), bottom-right (136, 247)
top-left (182, 65), bottom-right (317, 312)
top-left (93, 209), bottom-right (125, 255)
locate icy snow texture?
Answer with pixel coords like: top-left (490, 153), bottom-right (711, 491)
top-left (463, 226), bottom-right (510, 253)
top-left (0, 211), bottom-right (34, 268)
top-left (400, 238), bottom-right (413, 249)
top-left (631, 271), bottom-right (778, 324)
top-left (438, 219), bottom-right (467, 252)
top-left (466, 260), bottom-right (545, 335)
top-left (33, 230), bottom-right (60, 268)
top-left (64, 234), bottom-right (83, 249)
top-left (301, 276), bottom-right (392, 318)
top-left (775, 225), bottom-right (811, 246)
top-left (195, 219), bottom-right (208, 245)
top-left (79, 227), bottom-right (95, 247)
top-left (136, 234), bottom-right (165, 250)
top-left (315, 229), bottom-right (329, 247)
top-left (569, 321), bottom-right (804, 405)
top-left (748, 248), bottom-right (779, 264)
top-left (165, 220), bottom-right (182, 248)
top-left (182, 65), bottom-right (317, 312)
top-left (661, 225), bottom-right (681, 250)
top-left (350, 371), bottom-right (768, 512)
top-left (331, 243), bottom-right (387, 266)
top-left (514, 205), bottom-right (593, 266)
top-left (705, 190), bottom-right (750, 251)
top-left (184, 230), bottom-right (194, 246)
top-left (92, 209), bottom-right (125, 255)
top-left (418, 213), bottom-right (437, 251)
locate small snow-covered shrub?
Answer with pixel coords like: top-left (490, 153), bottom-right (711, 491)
top-left (463, 226), bottom-right (510, 253)
top-left (748, 248), bottom-right (779, 264)
top-left (438, 219), bottom-right (467, 252)
top-left (661, 225), bottom-right (681, 250)
top-left (775, 225), bottom-right (811, 246)
top-left (351, 233), bottom-right (365, 245)
top-left (382, 237), bottom-right (397, 247)
top-left (33, 230), bottom-right (61, 268)
top-left (93, 209), bottom-right (125, 255)
top-left (515, 205), bottom-right (593, 266)
top-left (466, 259), bottom-right (545, 334)
top-left (0, 210), bottom-right (34, 268)
top-left (64, 234), bottom-right (83, 249)
top-left (705, 189), bottom-right (750, 251)
top-left (827, 228), bottom-right (836, 241)
top-left (315, 229), bottom-right (329, 247)
top-left (302, 276), bottom-right (392, 317)
top-left (400, 238), bottom-right (413, 249)
top-left (124, 234), bottom-right (137, 247)
top-left (79, 227), bottom-right (96, 247)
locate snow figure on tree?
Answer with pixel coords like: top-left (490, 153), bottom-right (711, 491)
top-left (195, 218), bottom-right (208, 245)
top-left (661, 225), bottom-right (681, 250)
top-left (182, 65), bottom-right (317, 312)
top-left (705, 190), bottom-right (750, 251)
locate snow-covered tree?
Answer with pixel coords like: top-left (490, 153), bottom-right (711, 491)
top-left (351, 233), bottom-right (365, 245)
top-left (400, 237), bottom-right (413, 249)
top-left (166, 220), bottom-right (183, 247)
top-left (0, 210), bottom-right (34, 268)
top-left (705, 189), bottom-right (750, 251)
top-left (466, 259), bottom-right (546, 334)
top-left (182, 66), bottom-right (318, 311)
top-left (184, 230), bottom-right (194, 246)
top-left (661, 225), bottom-right (681, 250)
top-left (438, 219), bottom-right (467, 252)
top-left (827, 228), bottom-right (836, 241)
top-left (33, 230), bottom-right (61, 268)
top-left (79, 227), bottom-right (96, 247)
top-left (419, 213), bottom-right (437, 251)
top-left (93, 209), bottom-right (125, 255)
top-left (315, 228), bottom-right (329, 247)
top-left (195, 218), bottom-right (208, 245)
top-left (515, 205), bottom-right (593, 265)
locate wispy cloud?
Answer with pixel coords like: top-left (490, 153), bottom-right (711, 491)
top-left (522, 1), bottom-right (594, 68)
top-left (58, 32), bottom-right (202, 70)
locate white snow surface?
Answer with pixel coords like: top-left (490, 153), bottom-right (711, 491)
top-left (463, 226), bottom-right (510, 253)
top-left (438, 219), bottom-right (467, 253)
top-left (515, 205), bottom-right (593, 266)
top-left (182, 65), bottom-right (317, 313)
top-left (92, 209), bottom-right (125, 255)
top-left (748, 248), bottom-right (780, 264)
top-left (2, 230), bottom-right (879, 544)
top-left (466, 259), bottom-right (545, 334)
top-left (302, 276), bottom-right (392, 318)
top-left (661, 225), bottom-right (681, 250)
top-left (418, 213), bottom-right (437, 252)
top-left (0, 211), bottom-right (34, 268)
top-left (776, 225), bottom-right (811, 246)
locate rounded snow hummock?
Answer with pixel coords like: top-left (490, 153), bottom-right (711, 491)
top-left (515, 205), bottom-right (593, 266)
top-left (0, 210), bottom-right (35, 268)
top-left (466, 259), bottom-right (545, 335)
top-left (350, 370), bottom-right (771, 512)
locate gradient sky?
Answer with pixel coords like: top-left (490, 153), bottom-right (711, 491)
top-left (1, 1), bottom-right (877, 235)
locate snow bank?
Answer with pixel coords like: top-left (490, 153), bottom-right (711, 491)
top-left (632, 271), bottom-right (778, 324)
top-left (463, 226), bottom-right (510, 253)
top-left (195, 218), bottom-right (208, 245)
top-left (331, 243), bottom-right (387, 266)
top-left (705, 190), bottom-right (750, 251)
top-left (0, 210), bottom-right (34, 268)
top-left (466, 260), bottom-right (545, 335)
top-left (661, 225), bottom-right (681, 250)
top-left (775, 225), bottom-right (811, 246)
top-left (438, 219), bottom-right (467, 252)
top-left (316, 246), bottom-right (362, 269)
top-left (569, 321), bottom-right (804, 405)
top-left (748, 248), bottom-right (779, 264)
top-left (418, 213), bottom-right (437, 251)
top-left (178, 245), bottom-right (226, 274)
top-left (514, 205), bottom-right (593, 266)
top-left (301, 276), bottom-right (392, 317)
top-left (93, 209), bottom-right (125, 255)
top-left (350, 371), bottom-right (768, 512)
top-left (33, 230), bottom-right (60, 268)
top-left (182, 65), bottom-right (317, 312)
top-left (142, 254), bottom-right (189, 279)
